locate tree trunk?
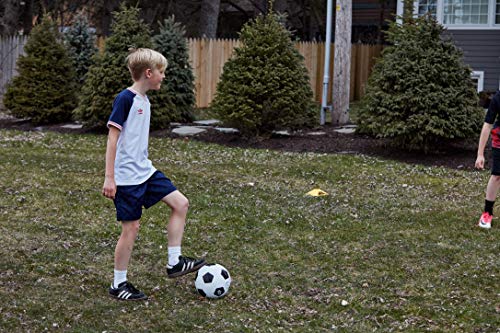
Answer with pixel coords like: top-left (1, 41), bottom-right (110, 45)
top-left (21, 0), bottom-right (34, 35)
top-left (377, 0), bottom-right (386, 44)
top-left (0, 0), bottom-right (21, 35)
top-left (198, 0), bottom-right (220, 38)
top-left (249, 0), bottom-right (269, 14)
top-left (273, 0), bottom-right (288, 13)
top-left (332, 0), bottom-right (352, 126)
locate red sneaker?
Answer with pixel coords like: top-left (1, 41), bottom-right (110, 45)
top-left (478, 212), bottom-right (492, 229)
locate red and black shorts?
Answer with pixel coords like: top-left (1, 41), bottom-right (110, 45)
top-left (491, 148), bottom-right (500, 176)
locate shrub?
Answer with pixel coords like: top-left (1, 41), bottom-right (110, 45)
top-left (151, 16), bottom-right (195, 129)
top-left (63, 13), bottom-right (97, 86)
top-left (74, 4), bottom-right (152, 128)
top-left (356, 15), bottom-right (483, 151)
top-left (211, 12), bottom-right (316, 137)
top-left (4, 16), bottom-right (77, 124)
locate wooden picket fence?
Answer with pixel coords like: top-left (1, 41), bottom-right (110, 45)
top-left (1, 36), bottom-right (382, 108)
top-left (0, 35), bottom-right (28, 101)
top-left (188, 38), bottom-right (383, 107)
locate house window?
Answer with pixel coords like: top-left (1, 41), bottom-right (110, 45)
top-left (496, 0), bottom-right (500, 23)
top-left (471, 71), bottom-right (484, 92)
top-left (443, 0), bottom-right (489, 25)
top-left (418, 0), bottom-right (438, 17)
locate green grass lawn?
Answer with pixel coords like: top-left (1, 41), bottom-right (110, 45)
top-left (0, 129), bottom-right (498, 332)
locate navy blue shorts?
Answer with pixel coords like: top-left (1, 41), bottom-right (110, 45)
top-left (114, 171), bottom-right (177, 221)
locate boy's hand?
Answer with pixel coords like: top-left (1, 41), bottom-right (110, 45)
top-left (102, 176), bottom-right (116, 199)
top-left (475, 155), bottom-right (485, 170)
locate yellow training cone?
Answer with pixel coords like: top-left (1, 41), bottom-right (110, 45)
top-left (306, 188), bottom-right (328, 196)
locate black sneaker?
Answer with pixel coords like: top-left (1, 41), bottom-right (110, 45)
top-left (109, 281), bottom-right (147, 301)
top-left (167, 255), bottom-right (206, 278)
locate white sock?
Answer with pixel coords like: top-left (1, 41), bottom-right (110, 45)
top-left (168, 246), bottom-right (181, 266)
top-left (113, 269), bottom-right (127, 288)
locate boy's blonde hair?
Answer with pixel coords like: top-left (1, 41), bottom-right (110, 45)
top-left (126, 48), bottom-right (168, 81)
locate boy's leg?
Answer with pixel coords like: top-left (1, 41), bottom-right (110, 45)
top-left (479, 148), bottom-right (500, 229)
top-left (485, 175), bottom-right (500, 202)
top-left (115, 220), bottom-right (140, 271)
top-left (109, 219), bottom-right (147, 300)
top-left (161, 190), bottom-right (206, 277)
top-left (479, 175), bottom-right (500, 229)
top-left (161, 190), bottom-right (189, 247)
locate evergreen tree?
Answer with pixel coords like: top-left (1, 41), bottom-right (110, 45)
top-left (211, 11), bottom-right (316, 137)
top-left (151, 16), bottom-right (195, 129)
top-left (3, 15), bottom-right (77, 124)
top-left (63, 13), bottom-right (97, 86)
top-left (356, 15), bottom-right (483, 151)
top-left (75, 4), bottom-right (152, 128)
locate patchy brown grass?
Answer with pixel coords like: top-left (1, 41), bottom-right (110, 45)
top-left (0, 130), bottom-right (498, 332)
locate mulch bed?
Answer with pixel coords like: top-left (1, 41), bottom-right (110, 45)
top-left (190, 126), bottom-right (480, 170)
top-left (0, 116), bottom-right (481, 170)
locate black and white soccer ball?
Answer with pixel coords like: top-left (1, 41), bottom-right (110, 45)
top-left (195, 263), bottom-right (231, 299)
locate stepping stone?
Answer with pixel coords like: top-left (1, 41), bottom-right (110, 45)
top-left (194, 126), bottom-right (212, 130)
top-left (172, 126), bottom-right (207, 136)
top-left (6, 118), bottom-right (30, 124)
top-left (170, 122), bottom-right (182, 128)
top-left (0, 114), bottom-right (21, 121)
top-left (273, 130), bottom-right (291, 136)
top-left (334, 128), bottom-right (356, 134)
top-left (61, 123), bottom-right (83, 129)
top-left (215, 127), bottom-right (239, 134)
top-left (193, 119), bottom-right (221, 126)
top-left (307, 131), bottom-right (326, 136)
top-left (342, 125), bottom-right (357, 129)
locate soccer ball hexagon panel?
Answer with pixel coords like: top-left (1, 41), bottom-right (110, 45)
top-left (195, 263), bottom-right (231, 299)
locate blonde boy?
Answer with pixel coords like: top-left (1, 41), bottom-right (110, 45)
top-left (103, 48), bottom-right (205, 300)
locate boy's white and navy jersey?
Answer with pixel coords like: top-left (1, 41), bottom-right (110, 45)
top-left (107, 88), bottom-right (156, 186)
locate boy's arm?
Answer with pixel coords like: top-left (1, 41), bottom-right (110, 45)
top-left (102, 126), bottom-right (120, 199)
top-left (476, 122), bottom-right (493, 170)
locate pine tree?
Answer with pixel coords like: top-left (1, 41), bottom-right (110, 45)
top-left (3, 16), bottom-right (77, 124)
top-left (356, 15), bottom-right (483, 151)
top-left (63, 13), bottom-right (97, 86)
top-left (151, 16), bottom-right (195, 130)
top-left (75, 4), bottom-right (152, 128)
top-left (211, 11), bottom-right (316, 137)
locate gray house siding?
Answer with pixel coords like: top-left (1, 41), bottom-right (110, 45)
top-left (445, 30), bottom-right (500, 91)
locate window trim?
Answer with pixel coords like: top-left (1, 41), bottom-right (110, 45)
top-left (471, 71), bottom-right (485, 92)
top-left (398, 0), bottom-right (500, 29)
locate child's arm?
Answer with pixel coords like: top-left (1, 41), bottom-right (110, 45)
top-left (102, 126), bottom-right (120, 199)
top-left (476, 122), bottom-right (493, 170)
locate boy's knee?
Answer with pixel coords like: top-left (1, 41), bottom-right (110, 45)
top-left (174, 197), bottom-right (189, 214)
top-left (492, 175), bottom-right (500, 182)
top-left (180, 197), bottom-right (190, 212)
top-left (122, 220), bottom-right (140, 235)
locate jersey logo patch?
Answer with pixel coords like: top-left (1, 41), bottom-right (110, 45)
top-left (138, 109), bottom-right (143, 115)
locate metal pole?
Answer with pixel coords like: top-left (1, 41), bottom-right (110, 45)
top-left (320, 0), bottom-right (333, 125)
